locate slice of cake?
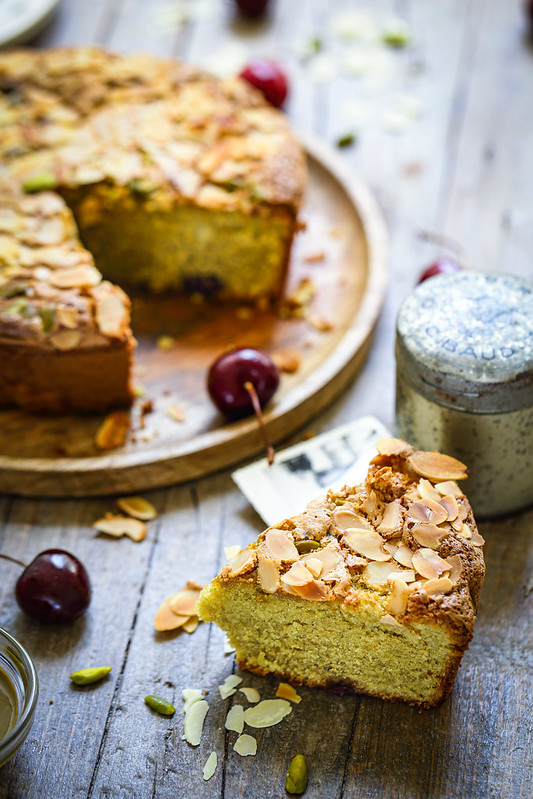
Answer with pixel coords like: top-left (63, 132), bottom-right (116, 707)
top-left (197, 438), bottom-right (485, 708)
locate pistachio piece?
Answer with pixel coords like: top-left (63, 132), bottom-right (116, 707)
top-left (144, 695), bottom-right (176, 716)
top-left (23, 172), bottom-right (57, 193)
top-left (295, 540), bottom-right (321, 555)
top-left (286, 754), bottom-right (308, 795)
top-left (39, 306), bottom-right (56, 333)
top-left (70, 666), bottom-right (112, 685)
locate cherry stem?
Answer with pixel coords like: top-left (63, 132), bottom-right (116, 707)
top-left (417, 229), bottom-right (466, 259)
top-left (0, 553), bottom-right (27, 569)
top-left (244, 381), bottom-right (275, 466)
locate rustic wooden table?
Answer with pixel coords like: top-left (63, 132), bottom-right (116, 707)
top-left (1, 1), bottom-right (532, 797)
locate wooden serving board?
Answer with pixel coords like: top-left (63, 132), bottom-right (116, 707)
top-left (0, 134), bottom-right (388, 497)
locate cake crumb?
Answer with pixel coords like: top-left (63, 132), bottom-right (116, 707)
top-left (95, 411), bottom-right (130, 450)
top-left (273, 348), bottom-right (302, 374)
top-left (167, 403), bottom-right (186, 422)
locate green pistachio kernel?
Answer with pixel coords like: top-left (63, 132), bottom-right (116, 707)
top-left (334, 498), bottom-right (346, 506)
top-left (295, 540), bottom-right (321, 555)
top-left (286, 754), bottom-right (308, 795)
top-left (336, 133), bottom-right (356, 149)
top-left (22, 172), bottom-right (57, 193)
top-left (39, 306), bottom-right (56, 333)
top-left (127, 177), bottom-right (156, 196)
top-left (0, 281), bottom-right (27, 299)
top-left (382, 29), bottom-right (410, 48)
top-left (144, 695), bottom-right (176, 716)
top-left (70, 666), bottom-right (112, 685)
top-left (3, 297), bottom-right (28, 316)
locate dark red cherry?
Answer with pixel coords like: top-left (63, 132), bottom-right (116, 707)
top-left (234, 0), bottom-right (270, 18)
top-left (418, 258), bottom-right (461, 284)
top-left (239, 59), bottom-right (289, 108)
top-left (526, 0), bottom-right (533, 24)
top-left (15, 549), bottom-right (91, 624)
top-left (207, 347), bottom-right (280, 421)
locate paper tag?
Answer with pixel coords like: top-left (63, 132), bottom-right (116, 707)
top-left (232, 415), bottom-right (390, 527)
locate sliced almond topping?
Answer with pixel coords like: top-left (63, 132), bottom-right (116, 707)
top-left (422, 577), bottom-right (454, 595)
top-left (225, 704), bottom-right (245, 734)
top-left (56, 306), bottom-right (78, 329)
top-left (458, 503), bottom-right (468, 521)
top-left (257, 556), bottom-right (280, 594)
top-left (408, 498), bottom-right (448, 526)
top-left (228, 548), bottom-right (257, 576)
top-left (333, 508), bottom-right (372, 531)
top-left (50, 329), bottom-right (81, 350)
top-left (410, 523), bottom-right (447, 549)
top-left (412, 548), bottom-right (452, 580)
top-left (224, 545), bottom-right (241, 561)
top-left (276, 683), bottom-right (302, 703)
top-left (439, 495), bottom-right (458, 522)
top-left (243, 699), bottom-right (292, 728)
top-left (377, 499), bottom-right (402, 533)
top-left (234, 734), bottom-right (257, 757)
top-left (409, 451), bottom-right (468, 482)
top-left (93, 515), bottom-right (146, 542)
top-left (388, 569), bottom-right (416, 583)
top-left (393, 544), bottom-right (414, 569)
top-left (380, 613), bottom-right (403, 627)
top-left (291, 579), bottom-right (328, 601)
top-left (446, 554), bottom-right (463, 584)
top-left (167, 403), bottom-right (186, 423)
top-left (376, 438), bottom-right (413, 457)
top-left (265, 529), bottom-right (299, 561)
top-left (435, 480), bottom-right (463, 498)
top-left (304, 557), bottom-right (323, 579)
top-left (387, 578), bottom-right (409, 616)
top-left (471, 530), bottom-right (485, 547)
top-left (343, 529), bottom-right (390, 562)
top-left (457, 522), bottom-right (472, 540)
top-left (94, 288), bottom-right (125, 338)
top-left (362, 561), bottom-right (408, 586)
top-left (305, 545), bottom-right (340, 578)
top-left (417, 479), bottom-right (442, 501)
top-left (95, 411), bottom-right (130, 450)
top-left (383, 541), bottom-right (398, 557)
top-left (169, 589), bottom-right (200, 617)
top-left (49, 265), bottom-right (101, 289)
top-left (116, 496), bottom-right (157, 521)
top-left (451, 518), bottom-right (463, 532)
top-left (281, 561), bottom-right (314, 587)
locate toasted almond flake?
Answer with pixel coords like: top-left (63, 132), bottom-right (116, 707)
top-left (343, 529), bottom-right (390, 562)
top-left (291, 579), bottom-right (328, 601)
top-left (309, 545), bottom-right (340, 578)
top-left (225, 704), bottom-right (245, 734)
top-left (153, 598), bottom-right (189, 632)
top-left (94, 288), bottom-right (125, 337)
top-left (471, 530), bottom-right (485, 547)
top-left (333, 508), bottom-right (372, 531)
top-left (281, 561), bottom-right (314, 587)
top-left (182, 616), bottom-right (200, 634)
top-left (240, 687), bottom-right (261, 703)
top-left (276, 683), bottom-right (302, 703)
top-left (234, 734), bottom-right (257, 757)
top-left (49, 265), bottom-right (101, 289)
top-left (183, 698), bottom-right (209, 746)
top-left (435, 480), bottom-right (463, 498)
top-left (182, 688), bottom-right (203, 712)
top-left (409, 451), bottom-right (468, 482)
top-left (223, 635), bottom-right (236, 655)
top-left (393, 544), bottom-right (414, 569)
top-left (304, 557), bottom-right (323, 579)
top-left (457, 522), bottom-right (472, 540)
top-left (439, 495), bottom-right (459, 522)
top-left (258, 556), bottom-right (280, 593)
top-left (50, 329), bottom-right (81, 350)
top-left (446, 554), bottom-right (463, 584)
top-left (376, 437), bottom-right (413, 457)
top-left (224, 545), bottom-right (241, 561)
top-left (228, 548), bottom-right (257, 577)
top-left (383, 541), bottom-right (398, 557)
top-left (377, 499), bottom-right (402, 533)
top-left (412, 548), bottom-right (452, 580)
top-left (272, 348), bottom-right (302, 374)
top-left (304, 250), bottom-right (325, 263)
top-left (308, 313), bottom-right (334, 332)
top-left (243, 699), bottom-right (292, 728)
top-left (116, 496), bottom-right (157, 521)
top-left (388, 569), bottom-right (416, 583)
top-left (265, 530), bottom-right (299, 561)
top-left (451, 518), bottom-right (464, 532)
top-left (95, 411), bottom-right (130, 450)
top-left (380, 613), bottom-right (403, 627)
top-left (132, 383), bottom-right (146, 398)
top-left (167, 403), bottom-right (186, 423)
top-left (387, 578), bottom-right (409, 616)
top-left (417, 479), bottom-right (442, 502)
top-left (94, 515), bottom-right (146, 542)
top-left (422, 577), bottom-right (454, 595)
top-left (408, 498), bottom-right (448, 526)
top-left (203, 752), bottom-right (217, 781)
top-left (219, 675), bottom-right (243, 700)
top-left (56, 306), bottom-right (77, 329)
top-left (157, 335), bottom-right (175, 351)
top-left (362, 560), bottom-right (408, 586)
top-left (169, 589), bottom-right (201, 617)
top-left (410, 523), bottom-right (447, 549)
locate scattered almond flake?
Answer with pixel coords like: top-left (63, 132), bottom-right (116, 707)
top-left (243, 699), bottom-right (292, 728)
top-left (219, 674), bottom-right (243, 700)
top-left (203, 751), bottom-right (217, 781)
top-left (166, 403), bottom-right (186, 423)
top-left (202, 41), bottom-right (249, 78)
top-left (304, 251), bottom-right (325, 263)
top-left (153, 598), bottom-right (190, 632)
top-left (234, 734), bottom-right (257, 757)
top-left (132, 383), bottom-right (146, 398)
top-left (239, 687), bottom-right (260, 704)
top-left (225, 704), bottom-right (245, 734)
top-left (381, 16), bottom-right (412, 48)
top-left (223, 635), bottom-right (235, 655)
top-left (95, 411), bottom-right (130, 450)
top-left (183, 697), bottom-right (209, 746)
top-left (307, 52), bottom-right (339, 85)
top-left (182, 688), bottom-right (203, 712)
top-left (182, 616), bottom-right (200, 634)
top-left (224, 545), bottom-right (241, 561)
top-left (330, 8), bottom-right (378, 41)
top-left (272, 348), bottom-right (302, 374)
top-left (156, 335), bottom-right (175, 351)
top-left (116, 496), bottom-right (157, 521)
top-left (276, 683), bottom-right (302, 704)
top-left (169, 588), bottom-right (202, 617)
top-left (93, 515), bottom-right (146, 542)
top-left (308, 313), bottom-right (334, 332)
top-left (280, 277), bottom-right (316, 318)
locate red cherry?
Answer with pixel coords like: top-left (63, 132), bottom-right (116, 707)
top-left (418, 258), bottom-right (462, 284)
top-left (526, 0), bottom-right (533, 24)
top-left (207, 347), bottom-right (279, 421)
top-left (13, 549), bottom-right (91, 624)
top-left (239, 59), bottom-right (289, 108)
top-left (234, 0), bottom-right (270, 18)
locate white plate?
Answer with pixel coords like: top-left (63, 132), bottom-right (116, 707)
top-left (0, 0), bottom-right (59, 49)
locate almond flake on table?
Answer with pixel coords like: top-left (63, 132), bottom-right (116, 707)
top-left (239, 687), bottom-right (260, 703)
top-left (203, 752), bottom-right (217, 781)
top-left (243, 699), bottom-right (292, 728)
top-left (116, 496), bottom-right (157, 521)
top-left (234, 734), bottom-right (257, 757)
top-left (93, 515), bottom-right (146, 542)
top-left (166, 403), bottom-right (187, 422)
top-left (182, 693), bottom-right (209, 747)
top-left (225, 704), bottom-right (245, 734)
top-left (153, 582), bottom-right (203, 632)
top-left (219, 674), bottom-right (243, 700)
top-left (276, 683), bottom-right (302, 703)
top-left (223, 635), bottom-right (236, 655)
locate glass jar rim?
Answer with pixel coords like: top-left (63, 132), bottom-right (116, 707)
top-left (0, 627), bottom-right (39, 759)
